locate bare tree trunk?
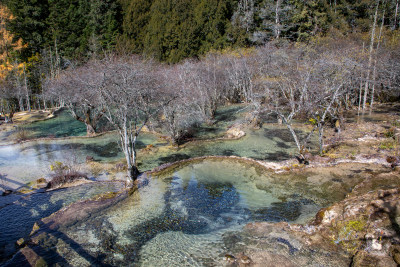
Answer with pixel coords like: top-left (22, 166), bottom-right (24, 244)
top-left (358, 74), bottom-right (364, 114)
top-left (119, 122), bottom-right (133, 181)
top-left (318, 122), bottom-right (324, 155)
top-left (363, 0), bottom-right (380, 111)
top-left (119, 122), bottom-right (141, 182)
top-left (42, 94), bottom-right (47, 110)
top-left (130, 131), bottom-right (139, 178)
top-left (36, 96), bottom-right (41, 110)
top-left (358, 42), bottom-right (365, 115)
top-left (49, 47), bottom-right (54, 79)
top-left (23, 65), bottom-right (31, 112)
top-left (69, 107), bottom-right (97, 136)
top-left (394, 0), bottom-right (399, 29)
top-left (55, 38), bottom-right (61, 78)
top-left (370, 7), bottom-right (385, 111)
top-left (286, 123), bottom-right (301, 153)
top-left (278, 113), bottom-right (303, 158)
top-left (86, 124), bottom-right (96, 136)
top-left (275, 0), bottom-right (282, 39)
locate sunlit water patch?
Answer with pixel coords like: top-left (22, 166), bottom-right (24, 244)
top-left (0, 182), bottom-right (124, 263)
top-left (17, 159), bottom-right (321, 266)
top-left (0, 132), bottom-right (161, 186)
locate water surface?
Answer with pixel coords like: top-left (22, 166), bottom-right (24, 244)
top-left (23, 110), bottom-right (87, 138)
top-left (0, 182), bottom-right (124, 263)
top-left (17, 159), bottom-right (321, 266)
top-left (0, 133), bottom-right (161, 187)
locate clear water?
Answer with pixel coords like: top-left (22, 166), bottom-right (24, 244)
top-left (0, 125), bottom-right (301, 186)
top-left (21, 105), bottom-right (247, 140)
top-left (0, 182), bottom-right (125, 263)
top-left (23, 110), bottom-right (88, 138)
top-left (137, 125), bottom-right (303, 171)
top-left (16, 159), bottom-right (321, 266)
top-left (0, 116), bottom-right (304, 188)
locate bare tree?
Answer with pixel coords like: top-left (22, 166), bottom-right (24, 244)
top-left (44, 61), bottom-right (105, 136)
top-left (370, 5), bottom-right (386, 110)
top-left (363, 0), bottom-right (380, 111)
top-left (178, 55), bottom-right (227, 123)
top-left (159, 65), bottom-right (201, 144)
top-left (275, 0), bottom-right (282, 39)
top-left (233, 0), bottom-right (256, 33)
top-left (223, 53), bottom-right (255, 103)
top-left (393, 0), bottom-right (399, 29)
top-left (99, 56), bottom-right (169, 181)
top-left (307, 53), bottom-right (352, 154)
top-left (264, 47), bottom-right (314, 160)
top-left (253, 44), bottom-right (352, 161)
top-left (0, 78), bottom-right (15, 122)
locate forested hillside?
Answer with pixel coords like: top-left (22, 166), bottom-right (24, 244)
top-left (0, 0), bottom-right (399, 119)
top-left (2, 0), bottom-right (400, 62)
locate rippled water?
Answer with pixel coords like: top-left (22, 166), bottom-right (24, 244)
top-left (13, 159), bottom-right (321, 266)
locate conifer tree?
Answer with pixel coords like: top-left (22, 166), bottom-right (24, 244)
top-left (5, 0), bottom-right (49, 57)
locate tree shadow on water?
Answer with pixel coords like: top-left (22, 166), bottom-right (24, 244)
top-left (35, 228), bottom-right (111, 267)
top-left (3, 226), bottom-right (112, 267)
top-left (0, 173), bottom-right (25, 192)
top-left (158, 153), bottom-right (191, 165)
top-left (0, 188), bottom-right (111, 266)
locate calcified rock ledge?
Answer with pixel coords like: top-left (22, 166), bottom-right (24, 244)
top-left (231, 186), bottom-right (400, 267)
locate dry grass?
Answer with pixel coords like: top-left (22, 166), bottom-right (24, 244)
top-left (12, 110), bottom-right (53, 123)
top-left (46, 171), bottom-right (87, 189)
top-left (13, 127), bottom-right (31, 142)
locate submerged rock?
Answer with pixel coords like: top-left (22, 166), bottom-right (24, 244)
top-left (351, 250), bottom-right (397, 267)
top-left (2, 189), bottom-right (12, 196)
top-left (390, 245), bottom-right (400, 265)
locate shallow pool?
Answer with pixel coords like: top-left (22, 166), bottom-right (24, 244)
top-left (14, 159), bottom-right (321, 266)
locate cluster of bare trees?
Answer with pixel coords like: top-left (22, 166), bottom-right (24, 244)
top-left (164, 39), bottom-right (399, 161)
top-left (44, 56), bottom-right (172, 180)
top-left (252, 44), bottom-right (354, 160)
top-left (0, 62), bottom-right (31, 116)
top-left (43, 38), bottom-right (400, 180)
